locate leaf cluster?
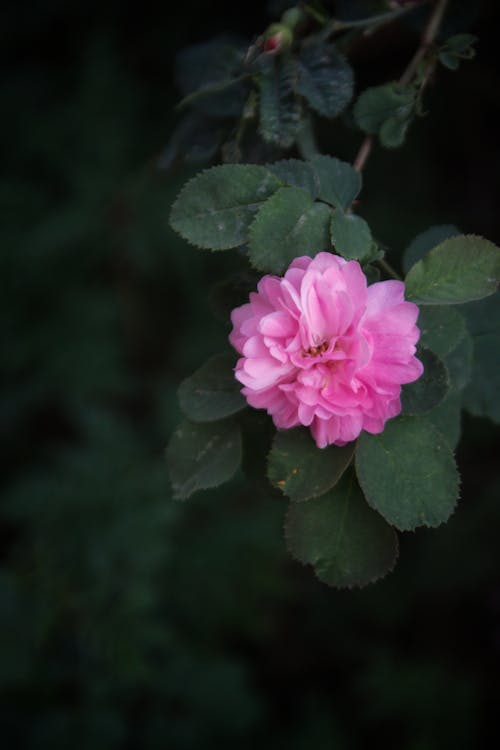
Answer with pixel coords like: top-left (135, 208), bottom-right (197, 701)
top-left (168, 182), bottom-right (500, 586)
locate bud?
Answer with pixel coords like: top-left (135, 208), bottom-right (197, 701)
top-left (263, 23), bottom-right (293, 54)
top-left (281, 7), bottom-right (303, 30)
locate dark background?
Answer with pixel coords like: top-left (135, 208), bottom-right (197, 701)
top-left (1, 1), bottom-right (499, 748)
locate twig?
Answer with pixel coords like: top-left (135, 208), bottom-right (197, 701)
top-left (400, 0), bottom-right (449, 86)
top-left (352, 0), bottom-right (450, 175)
top-left (353, 135), bottom-right (373, 173)
top-left (322, 4), bottom-right (425, 39)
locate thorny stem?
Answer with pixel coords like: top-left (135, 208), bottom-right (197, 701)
top-left (353, 135), bottom-right (373, 173)
top-left (325, 4), bottom-right (423, 36)
top-left (400, 0), bottom-right (449, 86)
top-left (352, 0), bottom-right (450, 175)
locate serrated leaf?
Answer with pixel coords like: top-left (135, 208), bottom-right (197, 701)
top-left (258, 58), bottom-right (302, 149)
top-left (266, 159), bottom-right (319, 198)
top-left (295, 42), bottom-right (354, 118)
top-left (285, 473), bottom-right (398, 589)
top-left (405, 234), bottom-right (500, 305)
top-left (310, 154), bottom-right (361, 210)
top-left (175, 37), bottom-right (248, 117)
top-left (248, 186), bottom-right (331, 273)
top-left (462, 294), bottom-right (500, 423)
top-left (166, 419), bottom-right (242, 500)
top-left (330, 211), bottom-right (372, 261)
top-left (268, 427), bottom-right (354, 502)
top-left (427, 390), bottom-right (462, 449)
top-left (417, 306), bottom-right (467, 358)
top-left (379, 115), bottom-right (411, 148)
top-left (178, 353), bottom-right (246, 422)
top-left (444, 329), bottom-right (473, 391)
top-left (170, 165), bottom-right (281, 250)
top-left (355, 416), bottom-right (459, 531)
top-left (354, 83), bottom-right (415, 134)
top-left (401, 347), bottom-right (449, 415)
top-left (403, 224), bottom-right (461, 274)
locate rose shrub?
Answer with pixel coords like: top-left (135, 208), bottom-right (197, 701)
top-left (230, 252), bottom-right (423, 448)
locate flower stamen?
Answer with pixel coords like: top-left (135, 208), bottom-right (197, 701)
top-left (303, 340), bottom-right (329, 357)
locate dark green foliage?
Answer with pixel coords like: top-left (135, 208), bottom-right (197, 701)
top-left (405, 235), bottom-right (500, 304)
top-left (266, 158), bottom-right (321, 198)
top-left (417, 306), bottom-right (467, 358)
top-left (403, 224), bottom-right (461, 273)
top-left (268, 428), bottom-right (354, 502)
top-left (175, 37), bottom-right (248, 117)
top-left (353, 83), bottom-right (415, 147)
top-left (356, 417), bottom-right (459, 531)
top-left (258, 58), bottom-right (302, 148)
top-left (330, 211), bottom-right (373, 261)
top-left (170, 165), bottom-right (282, 250)
top-left (248, 186), bottom-right (332, 273)
top-left (266, 155), bottom-right (362, 209)
top-left (438, 34), bottom-right (477, 71)
top-left (308, 154), bottom-right (361, 210)
top-left (294, 42), bottom-right (354, 118)
top-left (285, 474), bottom-right (398, 589)
top-left (401, 348), bottom-right (449, 415)
top-left (167, 419), bottom-right (242, 499)
top-left (3, 2), bottom-right (500, 748)
top-left (178, 353), bottom-right (246, 422)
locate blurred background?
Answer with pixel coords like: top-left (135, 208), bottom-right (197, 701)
top-left (1, 1), bottom-right (499, 747)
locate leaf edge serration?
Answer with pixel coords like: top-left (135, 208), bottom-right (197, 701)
top-left (169, 164), bottom-right (282, 251)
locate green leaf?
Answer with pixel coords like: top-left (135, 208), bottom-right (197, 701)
top-left (167, 419), bottom-right (242, 500)
top-left (417, 306), bottom-right (467, 358)
top-left (403, 224), bottom-right (461, 274)
top-left (355, 417), bottom-right (459, 531)
top-left (295, 43), bottom-right (354, 118)
top-left (309, 154), bottom-right (361, 210)
top-left (443, 33), bottom-right (478, 54)
top-left (444, 329), bottom-right (473, 391)
top-left (266, 159), bottom-right (319, 199)
top-left (285, 474), bottom-right (398, 589)
top-left (330, 211), bottom-right (372, 261)
top-left (401, 347), bottom-right (449, 415)
top-left (427, 390), bottom-right (462, 449)
top-left (170, 165), bottom-right (282, 250)
top-left (405, 234), bottom-right (500, 305)
top-left (175, 37), bottom-right (247, 117)
top-left (379, 116), bottom-right (411, 148)
top-left (258, 58), bottom-right (302, 148)
top-left (267, 427), bottom-right (354, 502)
top-left (248, 186), bottom-right (331, 274)
top-left (354, 83), bottom-right (415, 134)
top-left (178, 353), bottom-right (246, 423)
top-left (438, 51), bottom-right (460, 70)
top-left (462, 294), bottom-right (500, 423)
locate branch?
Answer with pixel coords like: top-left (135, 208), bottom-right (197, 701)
top-left (353, 0), bottom-right (450, 174)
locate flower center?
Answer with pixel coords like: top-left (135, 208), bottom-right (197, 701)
top-left (303, 340), bottom-right (329, 357)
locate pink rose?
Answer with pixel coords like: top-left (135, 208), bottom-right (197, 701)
top-left (229, 252), bottom-right (423, 448)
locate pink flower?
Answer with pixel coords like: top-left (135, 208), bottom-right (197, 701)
top-left (229, 252), bottom-right (423, 448)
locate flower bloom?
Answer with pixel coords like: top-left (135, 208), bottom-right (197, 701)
top-left (229, 252), bottom-right (423, 448)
